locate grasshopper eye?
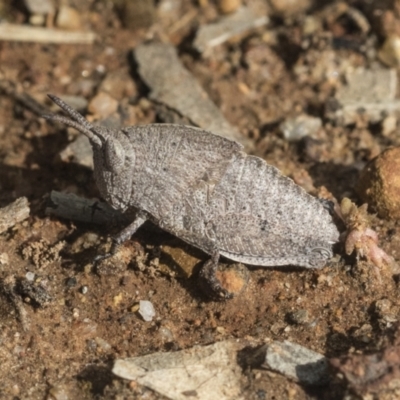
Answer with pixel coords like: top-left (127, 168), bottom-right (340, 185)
top-left (104, 138), bottom-right (125, 173)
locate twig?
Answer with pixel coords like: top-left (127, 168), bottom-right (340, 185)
top-left (0, 24), bottom-right (96, 44)
top-left (45, 191), bottom-right (127, 225)
top-left (0, 79), bottom-right (49, 116)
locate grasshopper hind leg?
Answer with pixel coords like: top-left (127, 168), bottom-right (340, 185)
top-left (199, 251), bottom-right (232, 299)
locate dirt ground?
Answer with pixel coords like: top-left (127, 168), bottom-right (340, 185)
top-left (1, 0), bottom-right (400, 399)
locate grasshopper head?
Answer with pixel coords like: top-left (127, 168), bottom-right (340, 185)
top-left (44, 95), bottom-right (135, 211)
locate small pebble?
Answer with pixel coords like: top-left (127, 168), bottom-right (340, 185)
top-left (287, 309), bottom-right (309, 325)
top-left (56, 6), bottom-right (82, 30)
top-left (378, 35), bottom-right (400, 68)
top-left (113, 293), bottom-right (123, 306)
top-left (83, 264), bottom-right (92, 274)
top-left (280, 115), bottom-right (322, 142)
top-left (99, 70), bottom-right (137, 100)
top-left (88, 92), bottom-right (119, 119)
top-left (382, 115), bottom-right (397, 137)
top-left (130, 303), bottom-right (140, 313)
top-left (118, 0), bottom-right (156, 30)
top-left (48, 386), bottom-right (69, 400)
top-left (269, 0), bottom-right (311, 17)
top-left (138, 300), bottom-right (156, 322)
top-left (216, 326), bottom-right (226, 334)
top-left (25, 272), bottom-right (35, 282)
top-left (65, 277), bottom-right (77, 288)
top-left (357, 147), bottom-right (400, 219)
top-left (29, 14), bottom-right (46, 26)
top-left (81, 285), bottom-right (88, 294)
top-left (218, 0), bottom-right (241, 14)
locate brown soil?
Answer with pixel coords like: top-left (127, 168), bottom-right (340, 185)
top-left (1, 1), bottom-right (399, 399)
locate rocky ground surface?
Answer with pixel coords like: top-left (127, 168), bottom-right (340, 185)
top-left (1, 1), bottom-right (400, 399)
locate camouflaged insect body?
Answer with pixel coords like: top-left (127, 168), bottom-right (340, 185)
top-left (45, 95), bottom-right (339, 274)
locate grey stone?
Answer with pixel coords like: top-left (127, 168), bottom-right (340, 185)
top-left (262, 340), bottom-right (329, 385)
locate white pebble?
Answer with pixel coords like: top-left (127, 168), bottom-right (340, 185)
top-left (25, 272), bottom-right (35, 281)
top-left (280, 115), bottom-right (322, 142)
top-left (138, 300), bottom-right (156, 322)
